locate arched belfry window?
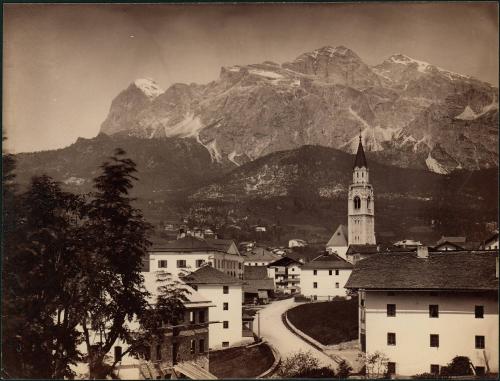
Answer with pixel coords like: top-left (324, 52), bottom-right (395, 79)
top-left (367, 196), bottom-right (371, 209)
top-left (354, 196), bottom-right (361, 209)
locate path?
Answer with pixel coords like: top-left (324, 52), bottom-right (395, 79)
top-left (253, 298), bottom-right (338, 368)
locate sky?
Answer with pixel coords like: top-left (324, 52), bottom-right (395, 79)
top-left (3, 2), bottom-right (499, 153)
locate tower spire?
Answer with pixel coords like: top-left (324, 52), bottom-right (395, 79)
top-left (354, 136), bottom-right (368, 169)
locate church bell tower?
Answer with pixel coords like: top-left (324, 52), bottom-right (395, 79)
top-left (348, 137), bottom-right (376, 245)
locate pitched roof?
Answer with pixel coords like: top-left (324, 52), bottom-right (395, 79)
top-left (302, 253), bottom-right (353, 270)
top-left (205, 238), bottom-right (237, 253)
top-left (484, 232), bottom-right (499, 246)
top-left (268, 256), bottom-right (302, 268)
top-left (243, 246), bottom-right (281, 262)
top-left (347, 244), bottom-right (380, 255)
top-left (243, 266), bottom-right (269, 280)
top-left (182, 266), bottom-right (243, 285)
top-left (345, 251), bottom-right (498, 291)
top-left (354, 137), bottom-right (368, 169)
top-left (436, 236), bottom-right (466, 245)
top-left (433, 241), bottom-right (464, 251)
top-left (326, 224), bottom-right (348, 247)
top-left (243, 278), bottom-right (275, 294)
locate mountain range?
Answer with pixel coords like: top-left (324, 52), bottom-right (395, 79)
top-left (100, 45), bottom-right (498, 174)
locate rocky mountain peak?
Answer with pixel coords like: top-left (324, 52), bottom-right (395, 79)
top-left (134, 78), bottom-right (163, 98)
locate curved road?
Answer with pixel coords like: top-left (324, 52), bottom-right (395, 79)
top-left (253, 298), bottom-right (338, 368)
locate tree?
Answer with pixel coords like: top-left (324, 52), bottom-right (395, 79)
top-left (2, 175), bottom-right (85, 378)
top-left (277, 351), bottom-right (336, 378)
top-left (440, 356), bottom-right (473, 376)
top-left (80, 149), bottom-right (152, 379)
top-left (337, 359), bottom-right (353, 378)
top-left (358, 351), bottom-right (389, 378)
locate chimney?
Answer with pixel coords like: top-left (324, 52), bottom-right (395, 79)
top-left (417, 246), bottom-right (429, 259)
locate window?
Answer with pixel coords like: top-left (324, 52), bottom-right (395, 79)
top-left (238, 263), bottom-right (242, 269)
top-left (475, 335), bottom-right (485, 349)
top-left (192, 285), bottom-right (198, 291)
top-left (387, 362), bottom-right (396, 375)
top-left (329, 270), bottom-right (332, 276)
top-left (335, 282), bottom-right (339, 288)
top-left (354, 196), bottom-right (361, 209)
top-left (222, 342), bottom-right (229, 348)
top-left (335, 269), bottom-right (339, 275)
top-left (313, 282), bottom-right (318, 289)
top-left (313, 270), bottom-right (317, 275)
top-left (199, 310), bottom-right (206, 323)
top-left (367, 196), bottom-right (371, 209)
top-left (158, 260), bottom-right (168, 268)
top-left (387, 332), bottom-right (396, 346)
top-left (475, 305), bottom-right (484, 318)
top-left (387, 304), bottom-right (396, 317)
top-left (475, 366), bottom-right (485, 376)
top-left (114, 346), bottom-right (123, 362)
top-left (156, 344), bottom-right (162, 360)
top-left (190, 340), bottom-right (195, 354)
top-left (223, 302), bottom-right (229, 310)
top-left (430, 365), bottom-right (440, 375)
top-left (223, 321), bottom-right (229, 329)
top-left (196, 259), bottom-right (205, 267)
top-left (430, 334), bottom-right (439, 347)
top-left (360, 298), bottom-right (365, 307)
top-left (177, 259), bottom-right (187, 268)
top-left (189, 311), bottom-right (195, 324)
top-left (223, 286), bottom-right (229, 294)
top-left (199, 339), bottom-right (205, 354)
top-left (429, 305), bottom-right (439, 318)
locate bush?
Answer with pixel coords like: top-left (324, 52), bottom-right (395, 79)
top-left (413, 372), bottom-right (449, 379)
top-left (440, 356), bottom-right (473, 376)
top-left (277, 351), bottom-right (336, 378)
top-left (337, 360), bottom-right (353, 378)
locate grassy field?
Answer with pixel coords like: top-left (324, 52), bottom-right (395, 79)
top-left (287, 298), bottom-right (358, 346)
top-left (209, 343), bottom-right (275, 378)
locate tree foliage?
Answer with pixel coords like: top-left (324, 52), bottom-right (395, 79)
top-left (277, 350), bottom-right (336, 378)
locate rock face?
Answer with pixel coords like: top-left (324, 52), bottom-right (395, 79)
top-left (99, 46), bottom-right (498, 173)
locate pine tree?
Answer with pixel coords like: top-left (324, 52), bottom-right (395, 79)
top-left (80, 148), bottom-right (152, 378)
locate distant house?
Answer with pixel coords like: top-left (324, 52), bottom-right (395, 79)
top-left (482, 232), bottom-right (499, 250)
top-left (393, 239), bottom-right (422, 248)
top-left (326, 224), bottom-right (349, 259)
top-left (300, 252), bottom-right (353, 301)
top-left (346, 244), bottom-right (380, 264)
top-left (346, 248), bottom-right (499, 377)
top-left (436, 236), bottom-right (466, 246)
top-left (147, 236), bottom-right (244, 279)
top-left (242, 266), bottom-right (275, 304)
top-left (289, 239), bottom-right (307, 248)
top-left (433, 240), bottom-right (464, 251)
top-left (255, 226), bottom-right (267, 232)
top-left (267, 256), bottom-right (302, 294)
top-left (182, 266), bottom-right (251, 350)
top-left (243, 246), bottom-right (281, 267)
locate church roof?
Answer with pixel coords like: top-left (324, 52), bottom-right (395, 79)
top-left (326, 224), bottom-right (349, 247)
top-left (354, 137), bottom-right (368, 169)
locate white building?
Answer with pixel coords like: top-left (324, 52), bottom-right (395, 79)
top-left (243, 246), bottom-right (281, 267)
top-left (300, 252), bottom-right (353, 301)
top-left (183, 266), bottom-right (251, 350)
top-left (326, 224), bottom-right (349, 260)
top-left (483, 232), bottom-right (499, 250)
top-left (289, 239), bottom-right (307, 248)
top-left (146, 236), bottom-right (244, 279)
top-left (348, 137), bottom-right (376, 246)
top-left (346, 249), bottom-right (499, 377)
top-left (267, 256), bottom-right (302, 294)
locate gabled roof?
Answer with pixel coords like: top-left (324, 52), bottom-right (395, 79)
top-left (243, 246), bottom-right (281, 262)
top-left (302, 252), bottom-right (353, 270)
top-left (243, 266), bottom-right (269, 280)
top-left (150, 236), bottom-right (239, 254)
top-left (205, 238), bottom-right (237, 253)
top-left (345, 251), bottom-right (498, 291)
top-left (436, 236), bottom-right (466, 245)
top-left (326, 224), bottom-right (348, 247)
top-left (433, 241), bottom-right (464, 251)
top-left (243, 279), bottom-right (275, 294)
top-left (484, 232), bottom-right (499, 245)
top-left (354, 137), bottom-right (368, 169)
top-left (182, 266), bottom-right (243, 285)
top-left (347, 244), bottom-right (379, 255)
top-left (268, 256), bottom-right (302, 268)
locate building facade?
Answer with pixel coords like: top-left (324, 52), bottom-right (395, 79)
top-left (147, 236), bottom-right (244, 279)
top-left (182, 266), bottom-right (251, 350)
top-left (348, 137), bottom-right (376, 246)
top-left (267, 256), bottom-right (302, 294)
top-left (300, 253), bottom-right (353, 300)
top-left (346, 250), bottom-right (499, 377)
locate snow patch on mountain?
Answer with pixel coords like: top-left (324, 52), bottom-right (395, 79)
top-left (426, 153), bottom-right (449, 174)
top-left (455, 105), bottom-right (479, 120)
top-left (164, 113), bottom-right (204, 138)
top-left (248, 69), bottom-right (284, 79)
top-left (196, 135), bottom-right (222, 163)
top-left (390, 54), bottom-right (431, 73)
top-left (134, 78), bottom-right (163, 98)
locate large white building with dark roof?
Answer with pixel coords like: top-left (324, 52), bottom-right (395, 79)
top-left (346, 249), bottom-right (499, 377)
